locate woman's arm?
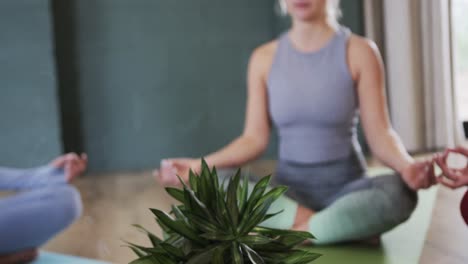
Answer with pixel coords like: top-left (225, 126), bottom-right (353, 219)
top-left (349, 36), bottom-right (436, 190)
top-left (202, 43), bottom-right (276, 169)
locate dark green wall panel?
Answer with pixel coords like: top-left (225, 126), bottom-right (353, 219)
top-left (59, 0), bottom-right (276, 172)
top-left (0, 0), bottom-right (62, 167)
top-left (0, 0), bottom-right (365, 171)
top-left (340, 0), bottom-right (365, 35)
top-left (54, 0), bottom-right (365, 172)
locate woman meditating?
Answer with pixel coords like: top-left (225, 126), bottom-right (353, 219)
top-left (156, 0), bottom-right (437, 244)
top-left (0, 153), bottom-right (87, 264)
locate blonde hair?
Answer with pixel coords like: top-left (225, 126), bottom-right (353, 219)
top-left (278, 0), bottom-right (342, 25)
top-left (327, 0), bottom-right (342, 25)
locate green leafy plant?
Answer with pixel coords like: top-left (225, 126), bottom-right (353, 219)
top-left (128, 160), bottom-right (321, 263)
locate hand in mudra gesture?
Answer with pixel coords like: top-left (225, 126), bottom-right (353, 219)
top-left (433, 147), bottom-right (468, 225)
top-left (434, 147), bottom-right (468, 189)
top-left (153, 158), bottom-right (200, 187)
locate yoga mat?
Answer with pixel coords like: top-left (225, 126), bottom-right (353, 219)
top-left (309, 167), bottom-right (438, 264)
top-left (33, 252), bottom-right (109, 264)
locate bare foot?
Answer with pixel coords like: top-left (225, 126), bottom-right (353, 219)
top-left (292, 205), bottom-right (315, 232)
top-left (361, 236), bottom-right (381, 246)
top-left (0, 249), bottom-right (38, 264)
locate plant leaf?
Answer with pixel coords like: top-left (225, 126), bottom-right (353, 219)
top-left (232, 242), bottom-right (244, 264)
top-left (164, 234), bottom-right (185, 248)
top-left (212, 244), bottom-right (227, 263)
top-left (255, 186), bottom-right (288, 209)
top-left (226, 170), bottom-right (241, 229)
top-left (250, 242), bottom-right (290, 253)
top-left (238, 174), bottom-right (249, 214)
top-left (160, 243), bottom-right (186, 260)
top-left (261, 210), bottom-right (284, 223)
top-left (188, 169), bottom-right (198, 192)
top-left (165, 187), bottom-right (185, 203)
top-left (185, 212), bottom-right (219, 233)
top-left (277, 235), bottom-right (310, 248)
top-left (150, 209), bottom-right (205, 244)
top-left (156, 218), bottom-right (173, 240)
top-left (124, 241), bottom-right (166, 255)
top-left (176, 175), bottom-right (190, 190)
top-left (213, 186), bottom-right (233, 229)
top-left (125, 245), bottom-right (147, 258)
top-left (279, 250), bottom-right (322, 264)
top-left (130, 161), bottom-right (322, 264)
top-left (132, 224), bottom-right (162, 247)
top-left (237, 235), bottom-right (273, 245)
top-left (253, 227), bottom-right (316, 240)
top-left (181, 239), bottom-right (193, 255)
top-left (199, 159), bottom-right (212, 206)
top-left (152, 253), bottom-right (179, 264)
top-left (183, 187), bottom-right (217, 225)
top-left (239, 197), bottom-right (275, 235)
top-left (186, 244), bottom-right (221, 264)
top-left (199, 232), bottom-right (236, 241)
top-left (241, 243), bottom-right (265, 264)
top-left (211, 166), bottom-right (220, 190)
top-left (129, 255), bottom-right (159, 264)
top-left (171, 205), bottom-right (188, 224)
top-left (241, 176), bottom-right (271, 219)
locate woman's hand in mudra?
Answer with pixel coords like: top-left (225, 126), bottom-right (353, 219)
top-left (50, 153), bottom-right (88, 182)
top-left (434, 147), bottom-right (468, 189)
top-left (154, 158), bottom-right (200, 187)
top-left (401, 160), bottom-right (437, 191)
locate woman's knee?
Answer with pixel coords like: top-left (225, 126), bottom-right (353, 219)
top-left (49, 186), bottom-right (83, 225)
top-left (396, 188), bottom-right (418, 223)
top-left (378, 174), bottom-right (418, 223)
top-left (0, 186), bottom-right (82, 253)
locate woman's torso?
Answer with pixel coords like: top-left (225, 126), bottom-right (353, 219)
top-left (266, 26), bottom-right (362, 165)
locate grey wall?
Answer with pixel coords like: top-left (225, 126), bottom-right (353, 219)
top-left (341, 0), bottom-right (365, 35)
top-left (52, 0), bottom-right (365, 173)
top-left (0, 0), bottom-right (62, 167)
top-left (55, 0), bottom-right (277, 172)
top-left (0, 0), bottom-right (359, 173)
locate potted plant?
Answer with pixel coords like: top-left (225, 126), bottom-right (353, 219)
top-left (128, 160), bottom-right (321, 263)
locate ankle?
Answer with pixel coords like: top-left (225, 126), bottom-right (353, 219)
top-left (0, 249), bottom-right (38, 264)
top-left (293, 205), bottom-right (315, 229)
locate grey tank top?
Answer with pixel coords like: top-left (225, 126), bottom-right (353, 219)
top-left (267, 26), bottom-right (361, 164)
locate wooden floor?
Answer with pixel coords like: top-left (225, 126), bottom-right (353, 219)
top-left (420, 187), bottom-right (468, 264)
top-left (43, 162), bottom-right (276, 264)
top-left (43, 171), bottom-right (171, 263)
top-left (39, 161), bottom-right (468, 264)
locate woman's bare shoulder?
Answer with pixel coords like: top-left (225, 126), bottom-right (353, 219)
top-left (347, 34), bottom-right (383, 79)
top-left (253, 40), bottom-right (279, 58)
top-left (250, 40), bottom-right (279, 76)
top-left (348, 34), bottom-right (381, 63)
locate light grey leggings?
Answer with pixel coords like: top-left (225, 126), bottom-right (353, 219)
top-left (231, 151), bottom-right (417, 245)
top-left (0, 166), bottom-right (82, 254)
top-left (275, 151), bottom-right (417, 212)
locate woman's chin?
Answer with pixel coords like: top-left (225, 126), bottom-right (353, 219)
top-left (291, 13), bottom-right (322, 23)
